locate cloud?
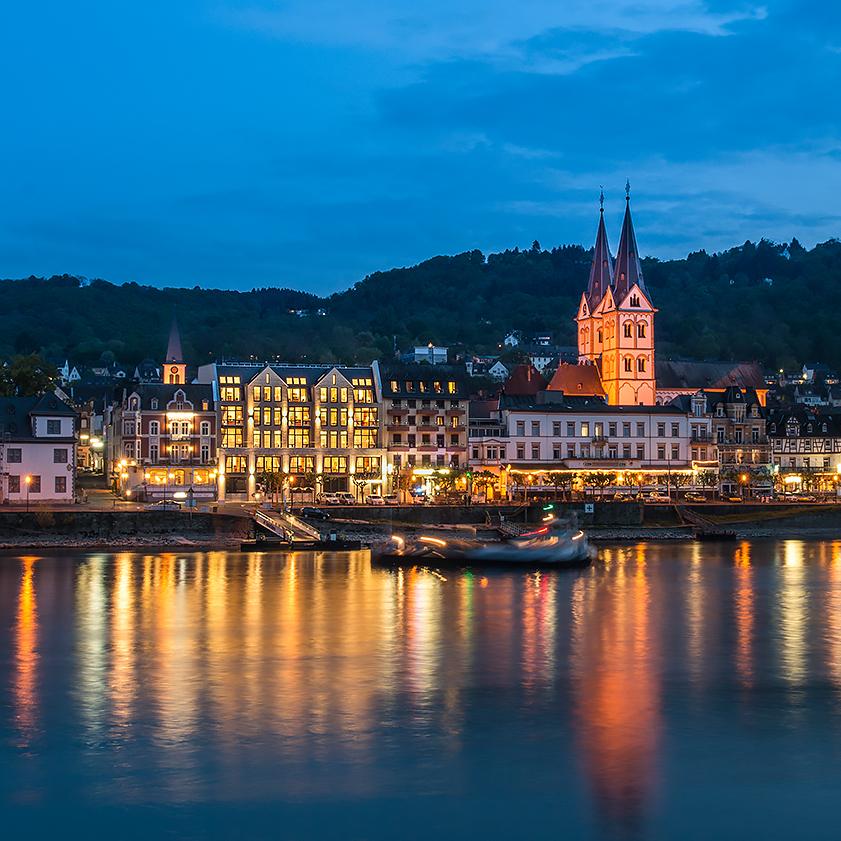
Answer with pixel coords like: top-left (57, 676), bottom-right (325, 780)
top-left (221, 1), bottom-right (767, 68)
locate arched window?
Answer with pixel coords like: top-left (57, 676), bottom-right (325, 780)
top-left (623, 322), bottom-right (632, 338)
top-left (637, 322), bottom-right (646, 338)
top-left (630, 294), bottom-right (640, 307)
top-left (624, 357), bottom-right (632, 373)
top-left (637, 356), bottom-right (646, 373)
top-left (597, 329), bottom-right (603, 343)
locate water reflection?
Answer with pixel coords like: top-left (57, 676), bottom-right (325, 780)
top-left (5, 543), bottom-right (841, 838)
top-left (14, 557), bottom-right (39, 747)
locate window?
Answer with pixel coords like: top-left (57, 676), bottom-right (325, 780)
top-left (200, 444), bottom-right (210, 463)
top-left (149, 421), bottom-right (159, 436)
top-left (531, 443), bottom-right (540, 460)
top-left (355, 456), bottom-right (380, 472)
top-left (354, 407), bottom-right (378, 426)
top-left (516, 444), bottom-right (525, 460)
top-left (567, 422), bottom-right (576, 437)
top-left (255, 456), bottom-right (283, 474)
top-left (636, 422), bottom-right (645, 437)
top-left (55, 476), bottom-right (67, 494)
top-left (624, 322), bottom-right (632, 338)
top-left (594, 422), bottom-right (604, 438)
top-left (9, 475), bottom-right (21, 493)
top-left (567, 445), bottom-right (575, 459)
top-left (531, 421), bottom-right (540, 436)
top-left (150, 399), bottom-right (158, 410)
top-left (222, 428), bottom-right (244, 448)
top-left (657, 445), bottom-right (666, 460)
top-left (323, 456), bottom-right (348, 474)
top-left (320, 430), bottom-right (348, 449)
top-left (637, 322), bottom-right (646, 338)
top-left (225, 456), bottom-right (247, 473)
top-left (624, 358), bottom-right (632, 373)
top-left (253, 386), bottom-right (262, 402)
top-left (7, 448), bottom-right (21, 463)
top-left (552, 422), bottom-right (561, 437)
top-left (53, 448), bottom-right (68, 463)
top-left (637, 357), bottom-right (646, 373)
top-left (609, 422), bottom-right (617, 437)
top-left (200, 421), bottom-right (211, 436)
top-left (622, 423), bottom-right (631, 438)
top-left (29, 476), bottom-right (41, 493)
top-left (630, 294), bottom-right (640, 307)
top-left (622, 444), bottom-right (631, 459)
top-left (636, 444), bottom-right (645, 460)
top-left (516, 421), bottom-right (525, 436)
top-left (657, 423), bottom-right (666, 437)
top-left (671, 423), bottom-right (679, 437)
top-left (288, 406), bottom-right (311, 426)
top-left (46, 419), bottom-right (61, 435)
top-left (552, 444), bottom-right (562, 460)
top-left (671, 444), bottom-right (680, 460)
top-left (222, 405), bottom-right (243, 425)
top-left (353, 428), bottom-right (378, 448)
top-left (447, 381), bottom-right (457, 394)
top-left (150, 444), bottom-right (159, 462)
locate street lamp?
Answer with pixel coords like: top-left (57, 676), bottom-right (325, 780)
top-left (24, 475), bottom-right (31, 512)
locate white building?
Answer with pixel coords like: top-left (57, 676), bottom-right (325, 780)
top-left (0, 394), bottom-right (77, 504)
top-left (406, 345), bottom-right (448, 365)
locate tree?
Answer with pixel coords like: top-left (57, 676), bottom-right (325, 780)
top-left (589, 472), bottom-right (614, 499)
top-left (257, 470), bottom-right (289, 506)
top-left (547, 471), bottom-right (574, 501)
top-left (473, 469), bottom-right (498, 502)
top-left (352, 469), bottom-right (379, 501)
top-left (696, 469), bottom-right (719, 496)
top-left (0, 354), bottom-right (56, 396)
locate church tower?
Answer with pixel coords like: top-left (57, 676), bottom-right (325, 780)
top-left (576, 190), bottom-right (614, 364)
top-left (599, 183), bottom-right (657, 405)
top-left (163, 316), bottom-right (187, 385)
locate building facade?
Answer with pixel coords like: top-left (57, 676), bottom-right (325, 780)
top-left (768, 408), bottom-right (841, 493)
top-left (0, 394), bottom-right (77, 504)
top-left (198, 362), bottom-right (386, 501)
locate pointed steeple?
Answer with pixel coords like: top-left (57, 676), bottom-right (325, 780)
top-left (165, 315), bottom-right (184, 364)
top-left (585, 188), bottom-right (614, 307)
top-left (613, 180), bottom-right (649, 302)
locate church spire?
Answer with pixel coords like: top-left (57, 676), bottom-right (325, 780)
top-left (165, 315), bottom-right (184, 364)
top-left (585, 188), bottom-right (614, 306)
top-left (613, 181), bottom-right (649, 302)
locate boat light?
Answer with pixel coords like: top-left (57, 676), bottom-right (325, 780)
top-left (419, 536), bottom-right (447, 547)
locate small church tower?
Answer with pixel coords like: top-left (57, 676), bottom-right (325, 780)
top-left (163, 316), bottom-right (187, 385)
top-left (599, 182), bottom-right (657, 405)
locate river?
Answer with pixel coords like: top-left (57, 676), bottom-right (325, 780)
top-left (1, 541), bottom-right (841, 839)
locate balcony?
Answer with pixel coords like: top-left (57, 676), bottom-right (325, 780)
top-left (445, 407), bottom-right (465, 417)
top-left (387, 406), bottom-right (407, 415)
top-left (386, 424), bottom-right (408, 432)
top-left (418, 445), bottom-right (438, 452)
top-left (416, 424), bottom-right (439, 433)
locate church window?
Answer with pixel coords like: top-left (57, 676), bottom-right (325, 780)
top-left (597, 329), bottom-right (603, 343)
top-left (624, 358), bottom-right (632, 373)
top-left (630, 294), bottom-right (640, 307)
top-left (637, 357), bottom-right (646, 373)
top-left (637, 322), bottom-right (646, 338)
top-left (624, 322), bottom-right (632, 338)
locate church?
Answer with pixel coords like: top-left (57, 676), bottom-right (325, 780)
top-left (549, 184), bottom-right (766, 407)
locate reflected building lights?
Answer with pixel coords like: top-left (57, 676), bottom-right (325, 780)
top-left (14, 556), bottom-right (39, 746)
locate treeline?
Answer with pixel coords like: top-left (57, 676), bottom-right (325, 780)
top-left (1, 236), bottom-right (839, 370)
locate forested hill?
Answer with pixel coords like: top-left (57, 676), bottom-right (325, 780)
top-left (1, 236), bottom-right (839, 371)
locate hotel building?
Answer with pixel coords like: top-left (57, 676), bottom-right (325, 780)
top-left (197, 362), bottom-right (385, 501)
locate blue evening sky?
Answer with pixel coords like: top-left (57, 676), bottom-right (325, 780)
top-left (1, 1), bottom-right (839, 293)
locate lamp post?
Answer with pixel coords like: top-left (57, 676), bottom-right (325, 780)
top-left (24, 475), bottom-right (31, 512)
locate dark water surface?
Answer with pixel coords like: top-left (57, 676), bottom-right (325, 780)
top-left (2, 541), bottom-right (841, 840)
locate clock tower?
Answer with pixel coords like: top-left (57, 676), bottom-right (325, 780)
top-left (164, 316), bottom-right (187, 384)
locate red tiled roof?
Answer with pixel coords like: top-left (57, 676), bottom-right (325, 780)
top-left (546, 363), bottom-right (605, 397)
top-left (503, 364), bottom-right (547, 396)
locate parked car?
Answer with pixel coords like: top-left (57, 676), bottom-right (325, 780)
top-left (383, 494), bottom-right (400, 505)
top-left (335, 492), bottom-right (356, 505)
top-left (725, 495), bottom-right (743, 503)
top-left (301, 506), bottom-right (330, 521)
top-left (365, 494), bottom-right (385, 505)
top-left (149, 500), bottom-right (182, 510)
top-left (646, 493), bottom-right (671, 503)
top-left (319, 493), bottom-right (341, 505)
top-left (684, 492), bottom-right (706, 503)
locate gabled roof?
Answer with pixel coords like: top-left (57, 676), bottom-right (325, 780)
top-left (656, 360), bottom-right (766, 391)
top-left (585, 203), bottom-right (614, 307)
top-left (613, 186), bottom-right (649, 303)
top-left (124, 383), bottom-right (215, 411)
top-left (546, 363), bottom-right (605, 397)
top-left (502, 364), bottom-right (547, 396)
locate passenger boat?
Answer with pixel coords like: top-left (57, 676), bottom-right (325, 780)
top-left (375, 520), bottom-right (596, 569)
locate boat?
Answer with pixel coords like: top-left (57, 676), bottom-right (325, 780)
top-left (374, 519), bottom-right (596, 569)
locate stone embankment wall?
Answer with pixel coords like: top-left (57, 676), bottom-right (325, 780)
top-left (0, 511), bottom-right (250, 541)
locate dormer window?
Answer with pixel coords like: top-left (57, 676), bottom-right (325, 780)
top-left (150, 398), bottom-right (158, 410)
top-left (822, 423), bottom-right (828, 433)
